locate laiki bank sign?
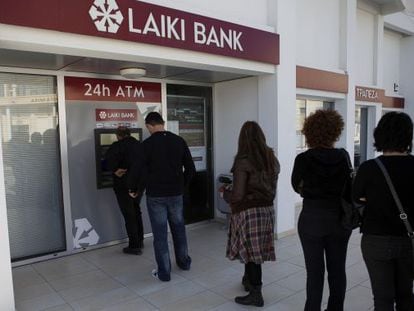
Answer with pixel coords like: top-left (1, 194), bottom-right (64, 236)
top-left (0, 0), bottom-right (280, 64)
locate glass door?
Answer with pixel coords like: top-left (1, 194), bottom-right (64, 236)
top-left (0, 72), bottom-right (66, 261)
top-left (354, 106), bottom-right (368, 168)
top-left (167, 85), bottom-right (213, 224)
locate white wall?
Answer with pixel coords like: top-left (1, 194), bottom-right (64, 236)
top-left (355, 8), bottom-right (376, 85)
top-left (213, 77), bottom-right (259, 218)
top-left (296, 0), bottom-right (341, 71)
top-left (140, 0), bottom-right (269, 29)
top-left (340, 0), bottom-right (357, 158)
top-left (383, 29), bottom-right (402, 95)
top-left (401, 36), bottom-right (414, 117)
top-left (265, 0), bottom-right (297, 236)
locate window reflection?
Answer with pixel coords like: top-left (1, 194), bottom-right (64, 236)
top-left (296, 99), bottom-right (334, 153)
top-left (0, 72), bottom-right (66, 261)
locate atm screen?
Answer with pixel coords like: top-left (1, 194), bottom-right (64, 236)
top-left (100, 133), bottom-right (117, 145)
top-left (94, 128), bottom-right (143, 189)
top-left (99, 132), bottom-right (140, 146)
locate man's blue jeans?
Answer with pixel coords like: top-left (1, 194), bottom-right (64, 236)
top-left (147, 195), bottom-right (191, 281)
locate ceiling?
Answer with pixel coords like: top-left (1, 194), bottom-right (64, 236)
top-left (0, 48), bottom-right (251, 83)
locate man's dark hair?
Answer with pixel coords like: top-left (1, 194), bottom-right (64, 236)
top-left (145, 112), bottom-right (164, 125)
top-left (374, 111), bottom-right (413, 153)
top-left (116, 126), bottom-right (131, 138)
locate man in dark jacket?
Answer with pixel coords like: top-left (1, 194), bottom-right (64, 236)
top-left (129, 112), bottom-right (195, 281)
top-left (105, 126), bottom-right (144, 255)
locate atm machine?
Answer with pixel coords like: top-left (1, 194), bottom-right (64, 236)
top-left (65, 76), bottom-right (161, 250)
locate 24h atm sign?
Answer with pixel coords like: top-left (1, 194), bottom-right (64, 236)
top-left (0, 0), bottom-right (279, 64)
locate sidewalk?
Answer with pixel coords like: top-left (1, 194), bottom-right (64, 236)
top-left (12, 221), bottom-right (372, 310)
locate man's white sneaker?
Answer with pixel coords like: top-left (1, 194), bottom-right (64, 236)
top-left (151, 269), bottom-right (158, 279)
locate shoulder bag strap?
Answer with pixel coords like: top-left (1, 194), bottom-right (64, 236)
top-left (375, 157), bottom-right (414, 273)
top-left (374, 157), bottom-right (414, 237)
top-left (341, 148), bottom-right (354, 177)
top-left (341, 148), bottom-right (354, 196)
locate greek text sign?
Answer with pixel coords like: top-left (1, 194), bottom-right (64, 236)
top-left (64, 77), bottom-right (161, 102)
top-left (355, 85), bottom-right (405, 108)
top-left (1, 0), bottom-right (280, 64)
top-left (355, 87), bottom-right (381, 102)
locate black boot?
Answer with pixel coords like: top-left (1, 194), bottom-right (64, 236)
top-left (235, 285), bottom-right (264, 307)
top-left (123, 247), bottom-right (142, 255)
top-left (242, 275), bottom-right (251, 292)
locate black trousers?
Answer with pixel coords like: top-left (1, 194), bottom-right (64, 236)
top-left (114, 188), bottom-right (144, 248)
top-left (361, 234), bottom-right (414, 311)
top-left (298, 211), bottom-right (351, 311)
top-left (244, 262), bottom-right (262, 286)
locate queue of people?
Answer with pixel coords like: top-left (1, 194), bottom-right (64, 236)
top-left (106, 110), bottom-right (414, 310)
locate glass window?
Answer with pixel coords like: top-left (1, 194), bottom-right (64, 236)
top-left (166, 85), bottom-right (213, 225)
top-left (0, 72), bottom-right (66, 261)
top-left (354, 106), bottom-right (368, 168)
top-left (354, 106), bottom-right (361, 162)
top-left (167, 96), bottom-right (205, 146)
top-left (167, 95), bottom-right (206, 172)
top-left (296, 99), bottom-right (334, 153)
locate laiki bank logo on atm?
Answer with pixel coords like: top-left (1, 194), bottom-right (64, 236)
top-left (96, 109), bottom-right (137, 122)
top-left (89, 0), bottom-right (124, 33)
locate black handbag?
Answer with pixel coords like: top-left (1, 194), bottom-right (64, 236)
top-left (341, 149), bottom-right (362, 230)
top-left (374, 158), bottom-right (414, 272)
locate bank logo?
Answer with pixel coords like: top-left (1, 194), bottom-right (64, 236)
top-left (99, 111), bottom-right (107, 119)
top-left (89, 0), bottom-right (124, 34)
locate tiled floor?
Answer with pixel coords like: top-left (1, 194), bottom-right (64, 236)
top-left (12, 221), bottom-right (373, 311)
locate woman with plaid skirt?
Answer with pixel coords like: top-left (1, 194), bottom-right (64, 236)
top-left (222, 121), bottom-right (280, 307)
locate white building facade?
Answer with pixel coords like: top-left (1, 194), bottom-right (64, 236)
top-left (1, 0), bottom-right (414, 309)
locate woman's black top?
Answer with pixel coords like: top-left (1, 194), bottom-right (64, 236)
top-left (292, 148), bottom-right (349, 211)
top-left (353, 155), bottom-right (414, 237)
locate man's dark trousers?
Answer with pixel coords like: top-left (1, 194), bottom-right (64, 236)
top-left (114, 187), bottom-right (144, 249)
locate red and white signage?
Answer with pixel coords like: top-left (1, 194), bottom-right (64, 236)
top-left (1, 0), bottom-right (280, 64)
top-left (64, 77), bottom-right (161, 102)
top-left (355, 85), bottom-right (405, 108)
top-left (355, 87), bottom-right (380, 101)
top-left (95, 109), bottom-right (137, 121)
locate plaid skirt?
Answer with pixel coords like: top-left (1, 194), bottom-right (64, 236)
top-left (226, 206), bottom-right (276, 264)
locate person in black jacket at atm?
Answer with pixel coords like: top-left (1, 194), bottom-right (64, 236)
top-left (105, 126), bottom-right (144, 255)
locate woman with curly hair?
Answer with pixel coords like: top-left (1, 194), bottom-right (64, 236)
top-left (291, 109), bottom-right (352, 311)
top-left (222, 121), bottom-right (280, 307)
